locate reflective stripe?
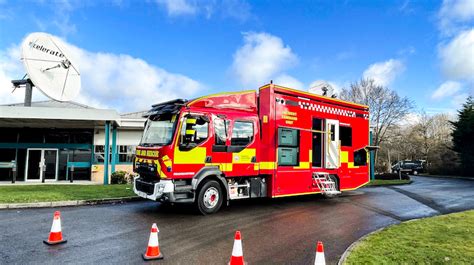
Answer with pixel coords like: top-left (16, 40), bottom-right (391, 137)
top-left (145, 223), bottom-right (161, 258)
top-left (186, 118), bottom-right (197, 124)
top-left (259, 162), bottom-right (276, 170)
top-left (185, 129), bottom-right (195, 135)
top-left (274, 191), bottom-right (321, 198)
top-left (231, 239), bottom-right (243, 256)
top-left (162, 155), bottom-right (172, 168)
top-left (294, 162), bottom-right (310, 169)
top-left (174, 147), bottom-right (206, 164)
top-left (148, 226), bottom-right (159, 247)
top-left (51, 218), bottom-right (61, 232)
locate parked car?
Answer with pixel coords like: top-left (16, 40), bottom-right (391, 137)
top-left (392, 160), bottom-right (425, 175)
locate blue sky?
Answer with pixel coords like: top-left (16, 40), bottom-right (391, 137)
top-left (0, 0), bottom-right (473, 114)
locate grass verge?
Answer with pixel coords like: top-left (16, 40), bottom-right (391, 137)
top-left (344, 210), bottom-right (474, 264)
top-left (0, 184), bottom-right (135, 204)
top-left (366, 179), bottom-right (412, 186)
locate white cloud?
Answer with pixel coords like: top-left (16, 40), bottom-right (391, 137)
top-left (0, 36), bottom-right (203, 112)
top-left (155, 0), bottom-right (251, 21)
top-left (0, 45), bottom-right (29, 104)
top-left (362, 59), bottom-right (405, 87)
top-left (399, 112), bottom-right (422, 126)
top-left (274, 74), bottom-right (304, 90)
top-left (438, 0), bottom-right (474, 35)
top-left (431, 80), bottom-right (463, 99)
top-left (231, 32), bottom-right (298, 87)
top-left (33, 0), bottom-right (84, 36)
top-left (155, 0), bottom-right (197, 16)
top-left (439, 29), bottom-right (474, 81)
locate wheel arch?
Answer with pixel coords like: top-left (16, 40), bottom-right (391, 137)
top-left (192, 166), bottom-right (229, 202)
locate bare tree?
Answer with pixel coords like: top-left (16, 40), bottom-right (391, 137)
top-left (339, 78), bottom-right (413, 166)
top-left (374, 112), bottom-right (457, 174)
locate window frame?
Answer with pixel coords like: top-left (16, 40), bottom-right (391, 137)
top-left (230, 120), bottom-right (255, 147)
top-left (178, 114), bottom-right (210, 150)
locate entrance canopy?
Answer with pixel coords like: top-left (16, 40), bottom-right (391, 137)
top-left (0, 105), bottom-right (120, 128)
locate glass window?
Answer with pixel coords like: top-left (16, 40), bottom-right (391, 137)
top-left (118, 145), bottom-right (136, 163)
top-left (340, 126), bottom-right (352, 147)
top-left (330, 124), bottom-right (336, 141)
top-left (0, 129), bottom-right (18, 143)
top-left (72, 149), bottom-right (92, 162)
top-left (94, 145), bottom-right (110, 163)
top-left (141, 114), bottom-right (178, 146)
top-left (214, 118), bottom-right (229, 145)
top-left (354, 148), bottom-right (367, 166)
top-left (231, 121), bottom-right (254, 146)
top-left (179, 115), bottom-right (209, 147)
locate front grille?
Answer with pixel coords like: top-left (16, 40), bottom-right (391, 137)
top-left (135, 163), bottom-right (159, 182)
top-left (136, 180), bottom-right (155, 195)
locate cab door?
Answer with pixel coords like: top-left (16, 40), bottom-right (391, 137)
top-left (325, 119), bottom-right (339, 169)
top-left (209, 115), bottom-right (232, 172)
top-left (225, 115), bottom-right (259, 177)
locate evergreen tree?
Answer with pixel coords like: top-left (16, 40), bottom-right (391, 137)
top-left (451, 96), bottom-right (474, 175)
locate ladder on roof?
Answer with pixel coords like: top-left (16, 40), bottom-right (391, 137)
top-left (312, 172), bottom-right (341, 196)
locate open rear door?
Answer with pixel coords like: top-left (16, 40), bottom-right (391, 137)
top-left (325, 119), bottom-right (339, 169)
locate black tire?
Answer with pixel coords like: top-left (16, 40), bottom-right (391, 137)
top-left (323, 175), bottom-right (340, 199)
top-left (195, 180), bottom-right (223, 215)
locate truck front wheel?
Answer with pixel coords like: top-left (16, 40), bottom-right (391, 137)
top-left (196, 180), bottom-right (223, 215)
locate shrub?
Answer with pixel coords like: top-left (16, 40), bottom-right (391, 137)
top-left (111, 171), bottom-right (132, 184)
top-left (375, 173), bottom-right (410, 180)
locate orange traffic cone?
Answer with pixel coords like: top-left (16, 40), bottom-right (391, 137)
top-left (142, 223), bottom-right (164, 261)
top-left (229, 231), bottom-right (246, 265)
top-left (43, 211), bottom-right (67, 245)
top-left (314, 241), bottom-right (326, 265)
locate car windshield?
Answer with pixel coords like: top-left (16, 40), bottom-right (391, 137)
top-left (140, 114), bottom-right (178, 146)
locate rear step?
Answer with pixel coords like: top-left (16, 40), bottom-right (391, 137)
top-left (312, 172), bottom-right (341, 196)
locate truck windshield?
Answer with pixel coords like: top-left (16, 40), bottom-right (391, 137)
top-left (140, 114), bottom-right (177, 146)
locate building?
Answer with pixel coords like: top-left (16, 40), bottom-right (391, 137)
top-left (0, 101), bottom-right (145, 184)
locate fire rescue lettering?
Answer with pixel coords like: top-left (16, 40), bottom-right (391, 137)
top-left (136, 150), bottom-right (159, 157)
top-left (282, 110), bottom-right (298, 124)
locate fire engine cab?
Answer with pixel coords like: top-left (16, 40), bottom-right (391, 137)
top-left (133, 83), bottom-right (371, 214)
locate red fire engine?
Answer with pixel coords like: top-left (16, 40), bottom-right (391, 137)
top-left (133, 83), bottom-right (371, 214)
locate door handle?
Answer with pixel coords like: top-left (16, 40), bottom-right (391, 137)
top-left (251, 156), bottom-right (257, 163)
top-left (205, 156), bottom-right (212, 163)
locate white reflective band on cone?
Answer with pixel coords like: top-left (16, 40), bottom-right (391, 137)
top-left (51, 218), bottom-right (62, 233)
top-left (148, 232), bottom-right (159, 247)
top-left (315, 252), bottom-right (325, 265)
top-left (232, 239), bottom-right (243, 257)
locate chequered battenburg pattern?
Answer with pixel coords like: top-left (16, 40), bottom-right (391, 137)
top-left (298, 101), bottom-right (369, 119)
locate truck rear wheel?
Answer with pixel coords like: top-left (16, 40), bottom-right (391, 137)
top-left (196, 180), bottom-right (223, 215)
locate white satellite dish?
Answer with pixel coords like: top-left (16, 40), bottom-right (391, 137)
top-left (18, 32), bottom-right (80, 102)
top-left (308, 80), bottom-right (335, 97)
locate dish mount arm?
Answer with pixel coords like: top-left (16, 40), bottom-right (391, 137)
top-left (11, 78), bottom-right (34, 107)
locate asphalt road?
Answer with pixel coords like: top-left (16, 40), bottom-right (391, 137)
top-left (1, 176), bottom-right (473, 265)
